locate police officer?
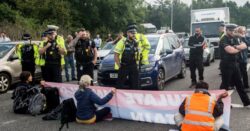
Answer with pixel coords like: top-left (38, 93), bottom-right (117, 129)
top-left (188, 27), bottom-right (206, 88)
top-left (71, 28), bottom-right (97, 81)
top-left (39, 25), bottom-right (66, 82)
top-left (16, 34), bottom-right (39, 78)
top-left (114, 23), bottom-right (150, 89)
top-left (220, 24), bottom-right (250, 107)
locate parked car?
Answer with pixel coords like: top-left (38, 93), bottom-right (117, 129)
top-left (98, 33), bottom-right (186, 90)
top-left (96, 41), bottom-right (114, 67)
top-left (183, 38), bottom-right (215, 66)
top-left (0, 41), bottom-right (42, 93)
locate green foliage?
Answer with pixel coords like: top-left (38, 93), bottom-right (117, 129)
top-left (1, 0), bottom-right (250, 40)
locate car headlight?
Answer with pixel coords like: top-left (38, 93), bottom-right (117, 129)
top-left (140, 62), bottom-right (155, 72)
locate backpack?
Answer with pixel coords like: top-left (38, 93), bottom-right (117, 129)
top-left (21, 44), bottom-right (35, 63)
top-left (59, 98), bottom-right (77, 131)
top-left (28, 92), bottom-right (47, 116)
top-left (41, 87), bottom-right (60, 113)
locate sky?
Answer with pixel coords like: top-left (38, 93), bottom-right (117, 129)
top-left (146, 0), bottom-right (250, 6)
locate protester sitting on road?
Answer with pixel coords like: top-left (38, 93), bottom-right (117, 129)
top-left (174, 82), bottom-right (228, 131)
top-left (75, 75), bottom-right (115, 124)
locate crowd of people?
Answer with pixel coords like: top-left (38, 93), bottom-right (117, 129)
top-left (4, 22), bottom-right (250, 131)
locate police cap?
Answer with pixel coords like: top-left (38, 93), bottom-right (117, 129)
top-left (47, 25), bottom-right (59, 31)
top-left (22, 33), bottom-right (32, 40)
top-left (126, 23), bottom-right (137, 33)
top-left (226, 24), bottom-right (238, 31)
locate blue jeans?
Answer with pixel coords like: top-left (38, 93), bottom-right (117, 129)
top-left (64, 55), bottom-right (76, 81)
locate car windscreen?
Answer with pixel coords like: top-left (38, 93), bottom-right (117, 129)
top-left (147, 36), bottom-right (159, 54)
top-left (110, 36), bottom-right (158, 54)
top-left (192, 21), bottom-right (223, 38)
top-left (102, 42), bottom-right (114, 50)
top-left (0, 44), bottom-right (14, 58)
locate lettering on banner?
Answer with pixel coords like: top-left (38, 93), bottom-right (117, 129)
top-left (130, 112), bottom-right (175, 124)
top-left (123, 92), bottom-right (189, 107)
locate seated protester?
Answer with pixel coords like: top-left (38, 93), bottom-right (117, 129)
top-left (75, 75), bottom-right (115, 124)
top-left (174, 82), bottom-right (228, 131)
top-left (12, 71), bottom-right (36, 113)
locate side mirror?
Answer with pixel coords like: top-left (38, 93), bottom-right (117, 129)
top-left (166, 49), bottom-right (173, 55)
top-left (8, 56), bottom-right (19, 61)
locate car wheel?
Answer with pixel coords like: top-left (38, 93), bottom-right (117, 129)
top-left (211, 53), bottom-right (215, 62)
top-left (178, 61), bottom-right (186, 79)
top-left (157, 69), bottom-right (165, 90)
top-left (204, 55), bottom-right (210, 66)
top-left (0, 73), bottom-right (11, 93)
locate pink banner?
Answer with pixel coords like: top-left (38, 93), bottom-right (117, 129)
top-left (44, 82), bottom-right (231, 128)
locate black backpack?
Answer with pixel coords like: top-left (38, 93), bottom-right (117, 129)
top-left (41, 87), bottom-right (60, 113)
top-left (59, 98), bottom-right (77, 131)
top-left (21, 44), bottom-right (35, 63)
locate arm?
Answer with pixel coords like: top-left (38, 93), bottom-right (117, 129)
top-left (92, 47), bottom-right (98, 65)
top-left (235, 42), bottom-right (247, 50)
top-left (90, 91), bottom-right (113, 105)
top-left (140, 34), bottom-right (151, 65)
top-left (188, 37), bottom-right (193, 46)
top-left (71, 36), bottom-right (80, 47)
top-left (224, 45), bottom-right (240, 54)
top-left (39, 42), bottom-right (51, 55)
top-left (179, 99), bottom-right (186, 116)
top-left (114, 52), bottom-right (120, 68)
top-left (213, 98), bottom-right (224, 117)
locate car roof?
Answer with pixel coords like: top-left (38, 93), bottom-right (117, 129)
top-left (146, 32), bottom-right (176, 38)
top-left (0, 41), bottom-right (41, 45)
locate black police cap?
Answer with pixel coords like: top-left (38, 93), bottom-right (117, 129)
top-left (126, 23), bottom-right (137, 33)
top-left (22, 33), bottom-right (32, 40)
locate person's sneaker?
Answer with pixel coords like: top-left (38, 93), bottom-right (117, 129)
top-left (244, 104), bottom-right (250, 109)
top-left (104, 113), bottom-right (113, 121)
top-left (244, 88), bottom-right (250, 93)
top-left (72, 78), bottom-right (77, 81)
top-left (189, 83), bottom-right (196, 88)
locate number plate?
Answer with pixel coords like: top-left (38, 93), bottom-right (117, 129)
top-left (110, 73), bottom-right (118, 78)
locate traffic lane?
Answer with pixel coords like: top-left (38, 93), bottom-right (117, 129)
top-left (0, 93), bottom-right (172, 131)
top-left (164, 60), bottom-right (250, 131)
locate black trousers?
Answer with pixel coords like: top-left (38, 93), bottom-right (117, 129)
top-left (76, 62), bottom-right (94, 81)
top-left (21, 62), bottom-right (35, 77)
top-left (95, 107), bottom-right (111, 122)
top-left (239, 62), bottom-right (249, 89)
top-left (220, 61), bottom-right (250, 106)
top-left (43, 64), bottom-right (62, 83)
top-left (189, 57), bottom-right (204, 83)
top-left (117, 64), bottom-right (139, 89)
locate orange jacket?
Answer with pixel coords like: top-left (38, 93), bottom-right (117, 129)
top-left (181, 93), bottom-right (216, 131)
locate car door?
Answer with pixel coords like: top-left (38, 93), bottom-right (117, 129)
top-left (160, 36), bottom-right (175, 80)
top-left (6, 49), bottom-right (22, 82)
top-left (166, 36), bottom-right (180, 76)
top-left (171, 35), bottom-right (184, 74)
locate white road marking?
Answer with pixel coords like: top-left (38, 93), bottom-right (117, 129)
top-left (231, 103), bottom-right (244, 108)
top-left (169, 129), bottom-right (179, 131)
top-left (7, 90), bottom-right (13, 94)
top-left (247, 63), bottom-right (250, 71)
top-left (0, 120), bottom-right (16, 127)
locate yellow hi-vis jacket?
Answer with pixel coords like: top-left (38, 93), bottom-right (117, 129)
top-left (16, 43), bottom-right (39, 65)
top-left (114, 33), bottom-right (151, 70)
top-left (38, 35), bottom-right (66, 66)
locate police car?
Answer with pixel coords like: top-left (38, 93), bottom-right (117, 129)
top-left (0, 41), bottom-right (42, 93)
top-left (98, 33), bottom-right (186, 90)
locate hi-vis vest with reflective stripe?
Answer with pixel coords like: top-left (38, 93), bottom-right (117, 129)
top-left (182, 93), bottom-right (216, 131)
top-left (16, 43), bottom-right (39, 65)
top-left (114, 33), bottom-right (150, 70)
top-left (38, 35), bottom-right (66, 66)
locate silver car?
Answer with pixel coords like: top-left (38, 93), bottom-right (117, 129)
top-left (183, 38), bottom-right (215, 66)
top-left (0, 41), bottom-right (41, 93)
